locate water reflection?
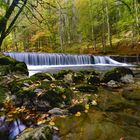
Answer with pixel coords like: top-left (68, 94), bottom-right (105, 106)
top-left (0, 116), bottom-right (26, 140)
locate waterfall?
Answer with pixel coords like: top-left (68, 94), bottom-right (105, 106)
top-left (4, 52), bottom-right (124, 66)
top-left (4, 52), bottom-right (93, 65)
top-left (94, 56), bottom-right (122, 65)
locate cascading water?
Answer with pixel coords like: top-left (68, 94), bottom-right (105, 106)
top-left (4, 52), bottom-right (123, 65)
top-left (4, 52), bottom-right (93, 65)
top-left (4, 52), bottom-right (129, 76)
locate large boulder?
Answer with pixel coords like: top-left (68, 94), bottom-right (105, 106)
top-left (0, 55), bottom-right (28, 76)
top-left (0, 55), bottom-right (28, 103)
top-left (102, 67), bottom-right (134, 83)
top-left (9, 78), bottom-right (73, 111)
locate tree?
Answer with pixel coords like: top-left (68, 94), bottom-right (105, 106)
top-left (0, 0), bottom-right (28, 51)
top-left (0, 0), bottom-right (55, 51)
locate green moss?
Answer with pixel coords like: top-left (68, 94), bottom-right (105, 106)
top-left (30, 72), bottom-right (54, 81)
top-left (0, 55), bottom-right (28, 76)
top-left (53, 70), bottom-right (73, 80)
top-left (87, 75), bottom-right (100, 85)
top-left (0, 55), bottom-right (16, 65)
top-left (72, 72), bottom-right (85, 83)
top-left (0, 86), bottom-right (7, 102)
top-left (75, 84), bottom-right (98, 93)
top-left (16, 125), bottom-right (53, 140)
top-left (15, 62), bottom-right (28, 75)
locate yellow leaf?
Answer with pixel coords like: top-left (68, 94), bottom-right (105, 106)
top-left (75, 112), bottom-right (81, 117)
top-left (85, 104), bottom-right (89, 110)
top-left (91, 100), bottom-right (97, 106)
top-left (84, 110), bottom-right (88, 113)
top-left (49, 121), bottom-right (55, 126)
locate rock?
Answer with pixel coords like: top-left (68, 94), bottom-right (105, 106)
top-left (0, 55), bottom-right (16, 65)
top-left (87, 75), bottom-right (100, 85)
top-left (64, 73), bottom-right (73, 83)
top-left (72, 72), bottom-right (85, 84)
top-left (30, 72), bottom-right (55, 81)
top-left (0, 55), bottom-right (28, 76)
top-left (53, 70), bottom-right (73, 80)
top-left (107, 80), bottom-right (121, 88)
top-left (68, 104), bottom-right (85, 114)
top-left (16, 125), bottom-right (53, 140)
top-left (14, 62), bottom-right (28, 75)
top-left (121, 74), bottom-right (134, 83)
top-left (102, 67), bottom-right (134, 83)
top-left (75, 84), bottom-right (98, 93)
top-left (48, 108), bottom-right (68, 116)
top-left (10, 79), bottom-right (73, 110)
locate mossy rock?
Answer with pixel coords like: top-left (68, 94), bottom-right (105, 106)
top-left (0, 55), bottom-right (28, 76)
top-left (0, 85), bottom-right (7, 103)
top-left (87, 75), bottom-right (100, 85)
top-left (68, 104), bottom-right (85, 114)
top-left (53, 70), bottom-right (73, 80)
top-left (30, 72), bottom-right (55, 81)
top-left (72, 72), bottom-right (85, 83)
top-left (14, 62), bottom-right (28, 75)
top-left (9, 78), bottom-right (33, 94)
top-left (75, 84), bottom-right (98, 93)
top-left (10, 78), bottom-right (73, 109)
top-left (38, 81), bottom-right (73, 107)
top-left (0, 65), bottom-right (14, 76)
top-left (102, 67), bottom-right (134, 83)
top-left (0, 55), bottom-right (16, 65)
top-left (16, 125), bottom-right (53, 140)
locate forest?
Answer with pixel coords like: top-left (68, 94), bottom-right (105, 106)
top-left (0, 0), bottom-right (140, 54)
top-left (1, 1), bottom-right (140, 140)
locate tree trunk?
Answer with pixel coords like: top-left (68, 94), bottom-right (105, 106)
top-left (59, 9), bottom-right (63, 52)
top-left (0, 0), bottom-right (27, 50)
top-left (134, 0), bottom-right (139, 35)
top-left (105, 0), bottom-right (112, 48)
top-left (102, 0), bottom-right (106, 53)
top-left (0, 37), bottom-right (4, 52)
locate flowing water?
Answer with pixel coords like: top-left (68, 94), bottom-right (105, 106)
top-left (4, 52), bottom-right (130, 76)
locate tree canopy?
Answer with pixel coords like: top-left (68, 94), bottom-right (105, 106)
top-left (0, 0), bottom-right (139, 54)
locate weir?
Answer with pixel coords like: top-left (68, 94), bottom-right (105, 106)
top-left (4, 52), bottom-right (122, 65)
top-left (4, 52), bottom-right (130, 76)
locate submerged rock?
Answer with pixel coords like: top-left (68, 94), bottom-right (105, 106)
top-left (68, 104), bottom-right (85, 114)
top-left (120, 74), bottom-right (134, 84)
top-left (16, 125), bottom-right (53, 140)
top-left (107, 80), bottom-right (121, 88)
top-left (48, 108), bottom-right (68, 116)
